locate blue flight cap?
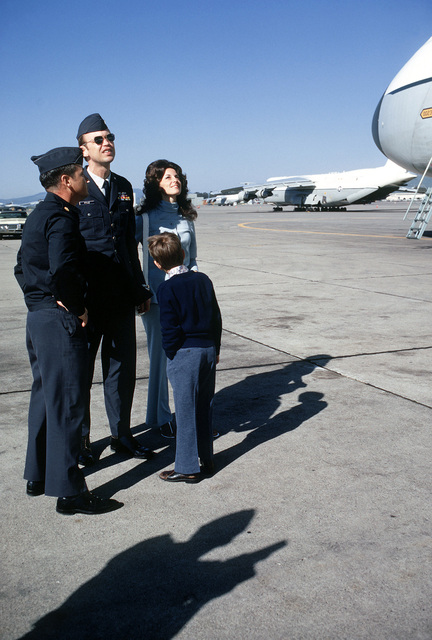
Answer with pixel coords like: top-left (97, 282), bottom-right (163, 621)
top-left (31, 147), bottom-right (83, 174)
top-left (76, 113), bottom-right (108, 139)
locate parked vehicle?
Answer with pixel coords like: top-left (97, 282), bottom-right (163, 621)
top-left (0, 206), bottom-right (27, 239)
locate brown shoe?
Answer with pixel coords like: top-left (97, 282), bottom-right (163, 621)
top-left (159, 469), bottom-right (200, 483)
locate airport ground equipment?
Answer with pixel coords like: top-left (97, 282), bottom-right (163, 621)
top-left (406, 187), bottom-right (432, 239)
top-left (404, 156), bottom-right (432, 239)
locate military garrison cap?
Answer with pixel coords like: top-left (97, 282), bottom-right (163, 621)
top-left (76, 113), bottom-right (108, 139)
top-left (31, 147), bottom-right (83, 174)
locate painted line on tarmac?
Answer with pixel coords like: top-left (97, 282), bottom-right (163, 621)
top-left (238, 221), bottom-right (404, 239)
top-left (223, 328), bottom-right (432, 409)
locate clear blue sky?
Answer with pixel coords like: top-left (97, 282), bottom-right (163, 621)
top-left (1, 0), bottom-right (431, 198)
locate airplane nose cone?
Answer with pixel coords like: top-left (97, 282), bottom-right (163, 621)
top-left (371, 37), bottom-right (432, 177)
top-left (371, 93), bottom-right (385, 154)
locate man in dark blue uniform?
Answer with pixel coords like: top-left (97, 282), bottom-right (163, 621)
top-left (76, 114), bottom-right (153, 464)
top-left (15, 147), bottom-right (122, 514)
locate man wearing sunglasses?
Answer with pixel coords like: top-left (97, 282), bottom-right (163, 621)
top-left (76, 113), bottom-right (153, 464)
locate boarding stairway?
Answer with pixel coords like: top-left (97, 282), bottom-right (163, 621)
top-left (404, 155), bottom-right (432, 239)
top-left (406, 187), bottom-right (432, 238)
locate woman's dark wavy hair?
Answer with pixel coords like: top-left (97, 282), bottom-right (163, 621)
top-left (139, 159), bottom-right (197, 221)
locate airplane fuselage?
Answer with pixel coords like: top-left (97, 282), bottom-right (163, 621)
top-left (262, 162), bottom-right (414, 209)
top-left (268, 186), bottom-right (374, 207)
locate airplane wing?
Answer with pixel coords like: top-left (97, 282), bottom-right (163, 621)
top-left (265, 176), bottom-right (316, 188)
top-left (353, 184), bottom-right (414, 205)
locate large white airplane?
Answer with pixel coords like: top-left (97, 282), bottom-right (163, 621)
top-left (214, 160), bottom-right (414, 210)
top-left (372, 36), bottom-right (432, 177)
top-left (209, 192), bottom-right (253, 206)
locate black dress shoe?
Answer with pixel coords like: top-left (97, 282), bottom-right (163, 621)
top-left (78, 435), bottom-right (95, 466)
top-left (110, 436), bottom-right (153, 459)
top-left (56, 490), bottom-right (123, 515)
top-left (159, 469), bottom-right (201, 483)
top-left (26, 480), bottom-right (45, 496)
top-left (200, 461), bottom-right (215, 476)
top-left (160, 421), bottom-right (176, 438)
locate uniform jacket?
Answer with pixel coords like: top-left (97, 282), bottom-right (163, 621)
top-left (14, 192), bottom-right (87, 316)
top-left (77, 168), bottom-right (150, 312)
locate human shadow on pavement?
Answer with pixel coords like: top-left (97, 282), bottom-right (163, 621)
top-left (81, 429), bottom-right (176, 498)
top-left (80, 423), bottom-right (165, 475)
top-left (85, 355), bottom-right (331, 496)
top-left (19, 510), bottom-right (286, 640)
top-left (212, 355), bottom-right (331, 472)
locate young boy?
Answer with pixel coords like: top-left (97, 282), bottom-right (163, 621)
top-left (147, 232), bottom-right (222, 483)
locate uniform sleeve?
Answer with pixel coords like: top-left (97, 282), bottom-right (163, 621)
top-left (124, 184), bottom-right (150, 303)
top-left (46, 214), bottom-right (86, 316)
top-left (14, 247), bottom-right (27, 293)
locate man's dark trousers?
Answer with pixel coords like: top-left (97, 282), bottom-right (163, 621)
top-left (24, 308), bottom-right (88, 497)
top-left (82, 308), bottom-right (136, 439)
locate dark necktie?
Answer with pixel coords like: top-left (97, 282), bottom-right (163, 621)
top-left (103, 179), bottom-right (111, 204)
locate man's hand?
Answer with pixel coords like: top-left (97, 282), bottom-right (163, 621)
top-left (57, 300), bottom-right (88, 327)
top-left (137, 299), bottom-right (151, 315)
top-left (79, 308), bottom-right (88, 328)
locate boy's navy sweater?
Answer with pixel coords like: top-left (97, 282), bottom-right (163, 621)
top-left (157, 270), bottom-right (222, 360)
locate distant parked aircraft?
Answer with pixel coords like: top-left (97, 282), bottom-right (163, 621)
top-left (213, 160), bottom-right (414, 210)
top-left (372, 36), bottom-right (432, 177)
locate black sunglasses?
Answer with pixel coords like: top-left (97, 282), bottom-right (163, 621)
top-left (88, 133), bottom-right (115, 145)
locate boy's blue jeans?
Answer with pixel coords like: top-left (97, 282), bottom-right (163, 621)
top-left (167, 346), bottom-right (216, 474)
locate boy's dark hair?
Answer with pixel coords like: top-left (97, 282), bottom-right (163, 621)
top-left (148, 232), bottom-right (184, 271)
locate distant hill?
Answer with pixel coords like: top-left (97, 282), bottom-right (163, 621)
top-left (0, 193), bottom-right (45, 205)
top-left (1, 189), bottom-right (144, 206)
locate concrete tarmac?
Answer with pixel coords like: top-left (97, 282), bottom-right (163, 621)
top-left (1, 202), bottom-right (431, 639)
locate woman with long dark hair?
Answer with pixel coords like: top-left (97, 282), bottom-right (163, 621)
top-left (136, 160), bottom-right (198, 437)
